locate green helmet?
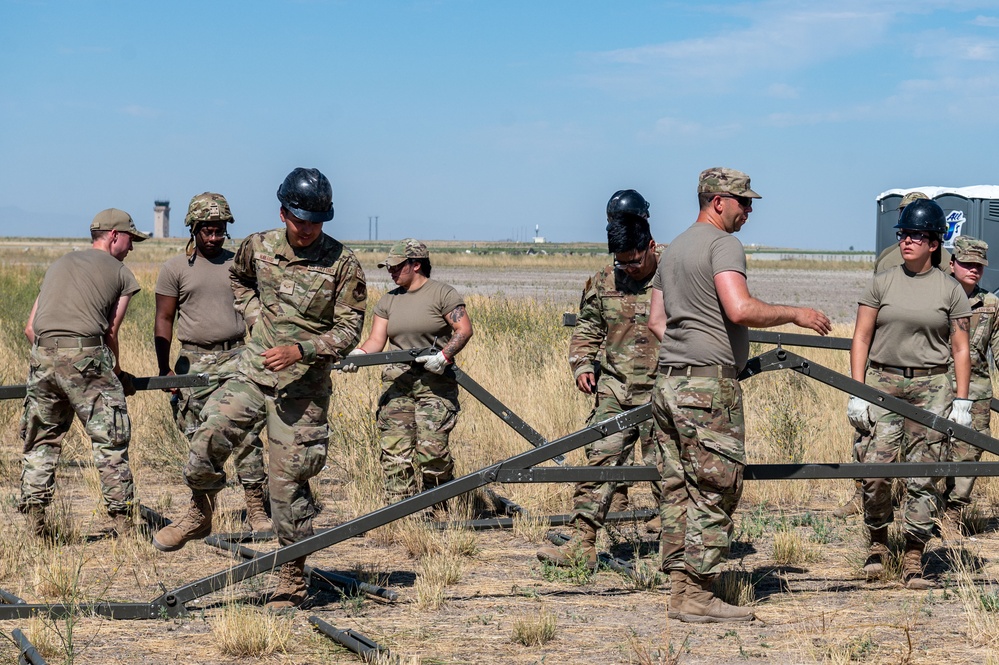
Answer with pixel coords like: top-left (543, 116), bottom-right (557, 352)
top-left (185, 192), bottom-right (234, 228)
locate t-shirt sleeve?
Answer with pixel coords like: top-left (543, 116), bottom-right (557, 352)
top-left (710, 234), bottom-right (746, 276)
top-left (120, 265), bottom-right (141, 297)
top-left (372, 292), bottom-right (392, 319)
top-left (858, 273), bottom-right (883, 309)
top-left (154, 260), bottom-right (179, 298)
top-left (948, 282), bottom-right (973, 320)
top-left (437, 283), bottom-right (465, 316)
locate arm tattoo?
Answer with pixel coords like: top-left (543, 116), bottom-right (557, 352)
top-left (442, 331), bottom-right (469, 359)
top-left (447, 305), bottom-right (466, 324)
top-left (953, 318), bottom-right (970, 333)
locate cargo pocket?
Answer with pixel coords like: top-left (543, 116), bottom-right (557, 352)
top-left (303, 269), bottom-right (335, 319)
top-left (290, 434), bottom-right (329, 484)
top-left (104, 392), bottom-right (131, 448)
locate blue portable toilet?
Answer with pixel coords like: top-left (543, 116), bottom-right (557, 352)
top-left (877, 186), bottom-right (999, 291)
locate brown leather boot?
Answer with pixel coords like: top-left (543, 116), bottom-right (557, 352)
top-left (902, 537), bottom-right (935, 590)
top-left (676, 572), bottom-right (755, 623)
top-left (939, 506), bottom-right (965, 544)
top-left (265, 557), bottom-right (308, 612)
top-left (536, 521), bottom-right (597, 569)
top-left (243, 484), bottom-right (273, 534)
top-left (152, 493), bottom-right (216, 552)
top-left (833, 481), bottom-right (863, 518)
top-left (863, 526), bottom-right (889, 580)
top-left (667, 570), bottom-right (687, 619)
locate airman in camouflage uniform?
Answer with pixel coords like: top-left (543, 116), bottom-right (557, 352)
top-left (153, 168), bottom-right (366, 612)
top-left (944, 236), bottom-right (999, 522)
top-left (650, 168), bottom-right (830, 622)
top-left (19, 208), bottom-right (149, 538)
top-left (154, 193), bottom-right (270, 534)
top-left (538, 191), bottom-right (681, 569)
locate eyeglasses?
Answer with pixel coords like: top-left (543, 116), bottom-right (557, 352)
top-left (198, 228), bottom-right (227, 240)
top-left (613, 257), bottom-right (645, 269)
top-left (716, 194), bottom-right (752, 208)
top-left (896, 230), bottom-right (932, 244)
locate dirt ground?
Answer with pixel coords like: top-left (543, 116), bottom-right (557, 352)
top-left (6, 263), bottom-right (997, 665)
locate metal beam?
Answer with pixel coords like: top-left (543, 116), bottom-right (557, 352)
top-left (0, 373), bottom-right (210, 401)
top-left (308, 616), bottom-right (389, 662)
top-left (0, 603), bottom-right (159, 621)
top-left (12, 628), bottom-right (47, 665)
top-left (742, 348), bottom-right (999, 456)
top-left (331, 348), bottom-right (560, 462)
top-left (148, 404), bottom-right (651, 615)
top-left (202, 535), bottom-right (398, 602)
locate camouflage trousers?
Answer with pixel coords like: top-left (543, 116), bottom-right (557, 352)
top-left (185, 375), bottom-right (330, 546)
top-left (377, 366), bottom-right (459, 501)
top-left (652, 374), bottom-right (744, 577)
top-left (569, 388), bottom-right (667, 530)
top-left (172, 348), bottom-right (266, 487)
top-left (942, 397), bottom-right (991, 509)
top-left (19, 344), bottom-right (134, 516)
top-left (859, 369), bottom-right (951, 542)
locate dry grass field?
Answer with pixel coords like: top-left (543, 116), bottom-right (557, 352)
top-left (0, 238), bottom-right (998, 664)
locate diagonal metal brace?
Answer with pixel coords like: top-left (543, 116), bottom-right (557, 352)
top-left (741, 347), bottom-right (999, 456)
top-left (331, 348), bottom-right (559, 463)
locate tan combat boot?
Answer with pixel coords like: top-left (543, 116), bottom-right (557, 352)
top-left (152, 493), bottom-right (216, 552)
top-left (265, 557), bottom-right (308, 612)
top-left (243, 484), bottom-right (273, 534)
top-left (902, 537), bottom-right (935, 590)
top-left (24, 505), bottom-right (48, 538)
top-left (536, 521), bottom-right (597, 569)
top-left (863, 526), bottom-right (889, 580)
top-left (667, 570), bottom-right (687, 619)
top-left (833, 480), bottom-right (863, 518)
top-left (676, 572), bottom-right (755, 623)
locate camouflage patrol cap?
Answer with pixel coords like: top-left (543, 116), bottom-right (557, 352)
top-left (90, 208), bottom-right (150, 241)
top-left (898, 191), bottom-right (929, 210)
top-left (185, 192), bottom-right (234, 227)
top-left (953, 236), bottom-right (988, 266)
top-left (697, 167), bottom-right (761, 199)
top-left (377, 238), bottom-right (430, 268)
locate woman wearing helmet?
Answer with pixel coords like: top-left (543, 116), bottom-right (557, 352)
top-left (848, 198), bottom-right (972, 589)
top-left (344, 239), bottom-right (473, 505)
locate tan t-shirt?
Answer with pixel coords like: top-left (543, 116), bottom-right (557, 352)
top-left (655, 222), bottom-right (749, 370)
top-left (373, 279), bottom-right (464, 352)
top-left (860, 265), bottom-right (972, 367)
top-left (33, 248), bottom-right (141, 338)
top-left (156, 250), bottom-right (245, 345)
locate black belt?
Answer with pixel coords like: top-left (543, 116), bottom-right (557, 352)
top-left (181, 339), bottom-right (245, 353)
top-left (870, 362), bottom-right (949, 378)
top-left (660, 364), bottom-right (739, 379)
top-left (35, 336), bottom-right (102, 349)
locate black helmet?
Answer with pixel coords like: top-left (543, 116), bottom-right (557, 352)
top-left (607, 189), bottom-right (650, 220)
top-left (894, 198), bottom-right (946, 235)
top-left (277, 168), bottom-right (335, 223)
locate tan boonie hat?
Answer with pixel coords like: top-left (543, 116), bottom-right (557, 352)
top-left (697, 167), bottom-right (761, 199)
top-left (90, 208), bottom-right (150, 241)
top-left (377, 238), bottom-right (430, 268)
top-left (953, 236), bottom-right (988, 266)
top-left (898, 191), bottom-right (929, 210)
top-left (185, 192), bottom-right (234, 227)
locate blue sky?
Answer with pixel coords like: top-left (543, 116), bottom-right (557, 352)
top-left (1, 1), bottom-right (997, 249)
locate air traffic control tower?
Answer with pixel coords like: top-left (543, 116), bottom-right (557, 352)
top-left (154, 200), bottom-right (170, 238)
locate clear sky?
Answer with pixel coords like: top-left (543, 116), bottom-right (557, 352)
top-left (1, 0), bottom-right (997, 249)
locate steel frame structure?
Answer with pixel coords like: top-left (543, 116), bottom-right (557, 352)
top-left (3, 336), bottom-right (999, 621)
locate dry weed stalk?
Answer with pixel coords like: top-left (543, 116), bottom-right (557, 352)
top-left (773, 530), bottom-right (821, 566)
top-left (212, 602), bottom-right (293, 657)
top-left (511, 605), bottom-right (558, 646)
top-left (511, 512), bottom-right (550, 543)
top-left (626, 625), bottom-right (688, 665)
